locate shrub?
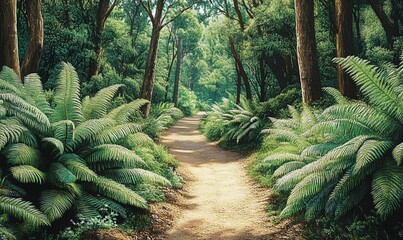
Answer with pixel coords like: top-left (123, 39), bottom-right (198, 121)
top-left (178, 86), bottom-right (199, 116)
top-left (0, 64), bottom-right (171, 237)
top-left (256, 56), bottom-right (402, 221)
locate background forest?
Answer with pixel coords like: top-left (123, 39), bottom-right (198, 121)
top-left (0, 0), bottom-right (402, 239)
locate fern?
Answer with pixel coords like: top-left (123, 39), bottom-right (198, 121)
top-left (85, 177), bottom-right (147, 209)
top-left (334, 56), bottom-right (403, 123)
top-left (51, 63), bottom-right (83, 125)
top-left (106, 99), bottom-right (149, 123)
top-left (0, 196), bottom-right (50, 226)
top-left (93, 123), bottom-right (142, 145)
top-left (85, 144), bottom-right (145, 171)
top-left (82, 84), bottom-right (124, 120)
top-left (372, 161), bottom-right (403, 219)
top-left (40, 190), bottom-right (77, 221)
top-left (102, 168), bottom-right (171, 186)
top-left (5, 143), bottom-right (42, 167)
top-left (10, 165), bottom-right (46, 184)
top-left (23, 74), bottom-right (53, 116)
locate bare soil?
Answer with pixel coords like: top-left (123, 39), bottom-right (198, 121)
top-left (153, 113), bottom-right (304, 240)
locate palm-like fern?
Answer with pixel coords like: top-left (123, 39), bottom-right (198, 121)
top-left (267, 56), bottom-right (402, 220)
top-left (0, 64), bottom-right (171, 230)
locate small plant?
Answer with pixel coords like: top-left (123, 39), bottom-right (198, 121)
top-left (59, 206), bottom-right (118, 240)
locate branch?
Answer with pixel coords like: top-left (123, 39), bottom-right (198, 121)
top-left (160, 0), bottom-right (202, 29)
top-left (106, 0), bottom-right (119, 19)
top-left (139, 0), bottom-right (155, 24)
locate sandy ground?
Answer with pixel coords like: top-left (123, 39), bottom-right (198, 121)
top-left (157, 113), bottom-right (304, 240)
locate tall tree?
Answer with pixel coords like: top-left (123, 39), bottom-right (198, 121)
top-left (0, 0), bottom-right (21, 80)
top-left (335, 0), bottom-right (356, 98)
top-left (171, 10), bottom-right (202, 107)
top-left (366, 0), bottom-right (400, 48)
top-left (21, 0), bottom-right (44, 78)
top-left (139, 0), bottom-right (199, 116)
top-left (87, 0), bottom-right (118, 79)
top-left (173, 36), bottom-right (183, 107)
top-left (294, 0), bottom-right (321, 105)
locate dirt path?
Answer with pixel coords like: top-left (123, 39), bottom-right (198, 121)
top-left (159, 114), bottom-right (303, 240)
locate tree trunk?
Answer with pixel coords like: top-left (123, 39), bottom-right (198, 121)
top-left (173, 37), bottom-right (182, 107)
top-left (21, 0), bottom-right (43, 78)
top-left (294, 0), bottom-right (322, 105)
top-left (140, 25), bottom-right (162, 116)
top-left (366, 0), bottom-right (398, 48)
top-left (236, 71), bottom-right (241, 104)
top-left (229, 37), bottom-right (252, 100)
top-left (0, 0), bottom-right (21, 81)
top-left (335, 0), bottom-right (356, 98)
top-left (164, 55), bottom-right (175, 102)
top-left (87, 0), bottom-right (116, 79)
top-left (263, 53), bottom-right (289, 90)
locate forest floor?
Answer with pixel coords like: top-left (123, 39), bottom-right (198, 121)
top-left (144, 113), bottom-right (305, 240)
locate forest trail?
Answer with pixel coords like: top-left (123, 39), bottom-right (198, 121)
top-left (159, 113), bottom-right (301, 240)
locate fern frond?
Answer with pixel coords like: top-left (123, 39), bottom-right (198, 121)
top-left (82, 84), bottom-right (125, 120)
top-left (102, 169), bottom-right (171, 186)
top-left (72, 118), bottom-right (116, 148)
top-left (0, 180), bottom-right (26, 197)
top-left (334, 56), bottom-right (403, 123)
top-left (322, 103), bottom-right (401, 140)
top-left (47, 163), bottom-right (77, 185)
top-left (0, 196), bottom-right (50, 226)
top-left (85, 177), bottom-right (147, 208)
top-left (23, 74), bottom-right (53, 116)
top-left (0, 93), bottom-right (50, 132)
top-left (85, 144), bottom-right (145, 172)
top-left (393, 143), bottom-right (403, 166)
top-left (372, 160), bottom-right (403, 219)
top-left (0, 120), bottom-right (27, 150)
top-left (40, 189), bottom-right (76, 221)
top-left (10, 165), bottom-right (45, 184)
top-left (77, 192), bottom-right (127, 218)
top-left (59, 154), bottom-right (97, 182)
top-left (333, 183), bottom-right (367, 219)
top-left (4, 143), bottom-right (42, 168)
top-left (106, 99), bottom-right (149, 123)
top-left (305, 183), bottom-right (335, 220)
top-left (93, 123), bottom-right (142, 145)
top-left (323, 87), bottom-right (348, 104)
top-left (301, 143), bottom-right (339, 158)
top-left (273, 161), bottom-right (306, 178)
top-left (42, 137), bottom-right (64, 156)
top-left (51, 63), bottom-right (83, 125)
top-left (52, 120), bottom-right (75, 149)
top-left (353, 140), bottom-right (393, 174)
top-left (126, 132), bottom-right (154, 146)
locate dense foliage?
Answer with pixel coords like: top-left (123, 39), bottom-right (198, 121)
top-left (0, 0), bottom-right (402, 238)
top-left (0, 65), bottom-right (181, 239)
top-left (203, 56), bottom-right (403, 237)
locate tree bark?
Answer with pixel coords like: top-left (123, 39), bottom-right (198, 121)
top-left (294, 0), bottom-right (321, 105)
top-left (229, 37), bottom-right (252, 100)
top-left (87, 0), bottom-right (117, 79)
top-left (140, 0), bottom-right (164, 116)
top-left (173, 37), bottom-right (182, 107)
top-left (335, 0), bottom-right (356, 98)
top-left (236, 72), bottom-right (241, 104)
top-left (0, 0), bottom-right (21, 81)
top-left (21, 0), bottom-right (43, 78)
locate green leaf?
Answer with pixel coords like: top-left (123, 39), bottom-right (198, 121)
top-left (51, 63), bottom-right (83, 125)
top-left (10, 165), bottom-right (46, 184)
top-left (0, 196), bottom-right (50, 226)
